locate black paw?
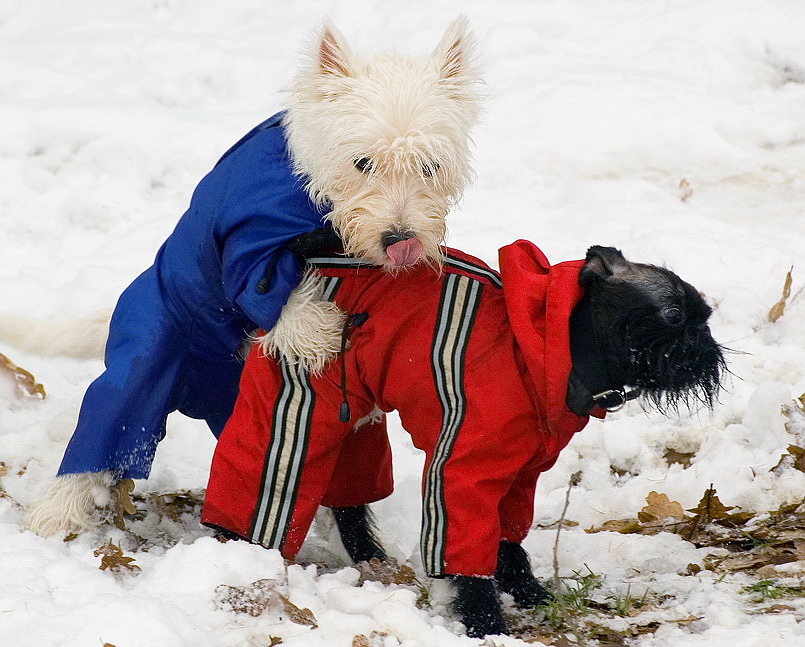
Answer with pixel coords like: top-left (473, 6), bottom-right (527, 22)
top-left (494, 541), bottom-right (552, 608)
top-left (451, 575), bottom-right (507, 638)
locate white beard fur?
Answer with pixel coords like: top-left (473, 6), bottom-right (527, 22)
top-left (274, 15), bottom-right (482, 369)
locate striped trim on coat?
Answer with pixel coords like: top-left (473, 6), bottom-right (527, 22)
top-left (421, 273), bottom-right (483, 576)
top-left (249, 276), bottom-right (342, 549)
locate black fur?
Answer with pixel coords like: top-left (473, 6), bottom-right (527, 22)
top-left (580, 246), bottom-right (726, 413)
top-left (494, 540), bottom-right (551, 608)
top-left (332, 505), bottom-right (387, 562)
top-left (450, 576), bottom-right (507, 638)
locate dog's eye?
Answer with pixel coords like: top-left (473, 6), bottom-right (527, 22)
top-left (663, 306), bottom-right (685, 325)
top-left (354, 157), bottom-right (373, 174)
top-left (422, 161), bottom-right (440, 178)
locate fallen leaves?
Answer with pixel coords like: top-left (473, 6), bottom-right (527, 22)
top-left (94, 541), bottom-right (141, 574)
top-left (767, 266), bottom-right (793, 323)
top-left (354, 557), bottom-right (416, 586)
top-left (586, 486), bottom-right (805, 578)
top-left (0, 352), bottom-right (45, 399)
top-left (638, 491), bottom-right (686, 524)
top-left (352, 632), bottom-right (390, 647)
top-left (112, 479), bottom-right (137, 530)
top-left (677, 178), bottom-right (693, 202)
top-left (587, 490), bottom-right (691, 536)
top-left (215, 579), bottom-right (317, 627)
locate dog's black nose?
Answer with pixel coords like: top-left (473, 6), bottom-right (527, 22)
top-left (382, 230), bottom-right (414, 249)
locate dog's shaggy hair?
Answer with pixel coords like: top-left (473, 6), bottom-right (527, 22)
top-left (263, 18), bottom-right (482, 369)
top-left (22, 18), bottom-right (483, 539)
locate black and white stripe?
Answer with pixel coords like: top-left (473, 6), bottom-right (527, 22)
top-left (249, 358), bottom-right (315, 549)
top-left (249, 276), bottom-right (341, 549)
top-left (306, 255), bottom-right (376, 270)
top-left (307, 251), bottom-right (501, 289)
top-left (443, 252), bottom-right (502, 288)
top-left (421, 273), bottom-right (483, 576)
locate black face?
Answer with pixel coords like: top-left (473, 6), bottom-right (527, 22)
top-left (581, 247), bottom-right (727, 412)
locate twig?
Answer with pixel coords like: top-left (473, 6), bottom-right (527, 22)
top-left (553, 471), bottom-right (582, 595)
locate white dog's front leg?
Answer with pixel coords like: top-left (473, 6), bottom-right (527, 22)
top-left (24, 471), bottom-right (114, 537)
top-left (257, 269), bottom-right (346, 373)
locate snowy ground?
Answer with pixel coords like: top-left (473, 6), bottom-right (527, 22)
top-left (1, 1), bottom-right (804, 645)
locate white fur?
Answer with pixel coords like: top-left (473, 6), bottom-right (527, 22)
top-left (284, 16), bottom-right (482, 267)
top-left (0, 310), bottom-right (110, 359)
top-left (274, 16), bottom-right (482, 368)
top-left (23, 17), bottom-right (483, 537)
top-left (255, 269), bottom-right (345, 373)
top-left (24, 471), bottom-right (113, 537)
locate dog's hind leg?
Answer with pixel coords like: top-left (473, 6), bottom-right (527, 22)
top-left (494, 540), bottom-right (552, 608)
top-left (331, 504), bottom-right (387, 562)
top-left (450, 575), bottom-right (507, 638)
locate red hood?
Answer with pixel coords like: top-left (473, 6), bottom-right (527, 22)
top-left (499, 240), bottom-right (603, 454)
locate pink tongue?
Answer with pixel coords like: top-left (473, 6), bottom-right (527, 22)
top-left (386, 238), bottom-right (423, 266)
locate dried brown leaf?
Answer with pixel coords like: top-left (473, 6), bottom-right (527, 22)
top-left (215, 580), bottom-right (316, 627)
top-left (275, 591), bottom-right (317, 627)
top-left (356, 557), bottom-right (417, 585)
top-left (268, 637), bottom-right (283, 646)
top-left (664, 448), bottom-right (695, 467)
top-left (767, 267), bottom-right (793, 323)
top-left (0, 352), bottom-right (45, 399)
top-left (586, 518), bottom-right (644, 534)
top-left (352, 635), bottom-right (392, 647)
top-left (111, 479), bottom-right (137, 530)
top-left (94, 541), bottom-right (141, 573)
top-left (639, 491), bottom-right (687, 523)
top-left (678, 178), bottom-right (693, 202)
top-left (686, 487), bottom-right (735, 521)
top-left (772, 445), bottom-right (805, 474)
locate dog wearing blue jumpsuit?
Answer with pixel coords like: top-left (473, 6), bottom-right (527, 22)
top-left (58, 112), bottom-right (328, 480)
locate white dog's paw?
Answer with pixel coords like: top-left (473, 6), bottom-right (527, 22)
top-left (24, 471), bottom-right (114, 537)
top-left (257, 270), bottom-right (346, 373)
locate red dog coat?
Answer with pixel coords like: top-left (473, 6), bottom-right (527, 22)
top-left (202, 241), bottom-right (601, 577)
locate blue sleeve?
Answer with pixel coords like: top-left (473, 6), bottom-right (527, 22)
top-left (194, 120), bottom-right (327, 330)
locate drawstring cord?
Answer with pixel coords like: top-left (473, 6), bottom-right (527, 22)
top-left (339, 312), bottom-right (369, 423)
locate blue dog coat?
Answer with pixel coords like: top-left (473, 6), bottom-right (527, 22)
top-left (58, 112), bottom-right (329, 479)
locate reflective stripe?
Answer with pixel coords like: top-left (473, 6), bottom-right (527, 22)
top-left (421, 274), bottom-right (483, 576)
top-left (248, 275), bottom-right (341, 549)
top-left (306, 256), bottom-right (375, 269)
top-left (443, 252), bottom-right (502, 288)
top-left (249, 359), bottom-right (315, 548)
top-left (307, 251), bottom-right (502, 288)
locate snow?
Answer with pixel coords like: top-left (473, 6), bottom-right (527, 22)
top-left (1, 1), bottom-right (804, 645)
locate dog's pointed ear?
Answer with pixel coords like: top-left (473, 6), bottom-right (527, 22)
top-left (433, 15), bottom-right (477, 82)
top-left (579, 246), bottom-right (628, 285)
top-left (314, 20), bottom-right (354, 78)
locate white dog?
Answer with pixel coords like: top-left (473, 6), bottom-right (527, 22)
top-left (22, 18), bottom-right (482, 537)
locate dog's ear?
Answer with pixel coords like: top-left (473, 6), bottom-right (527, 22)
top-left (314, 20), bottom-right (354, 78)
top-left (433, 15), bottom-right (478, 82)
top-left (580, 246), bottom-right (628, 285)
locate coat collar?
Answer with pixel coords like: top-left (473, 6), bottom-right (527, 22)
top-left (499, 240), bottom-right (604, 452)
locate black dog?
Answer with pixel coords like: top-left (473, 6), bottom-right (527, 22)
top-left (327, 245), bottom-right (726, 637)
top-left (203, 242), bottom-right (726, 639)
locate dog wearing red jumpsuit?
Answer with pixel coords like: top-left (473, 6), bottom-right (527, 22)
top-left (203, 240), bottom-right (596, 629)
top-left (202, 239), bottom-right (726, 637)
